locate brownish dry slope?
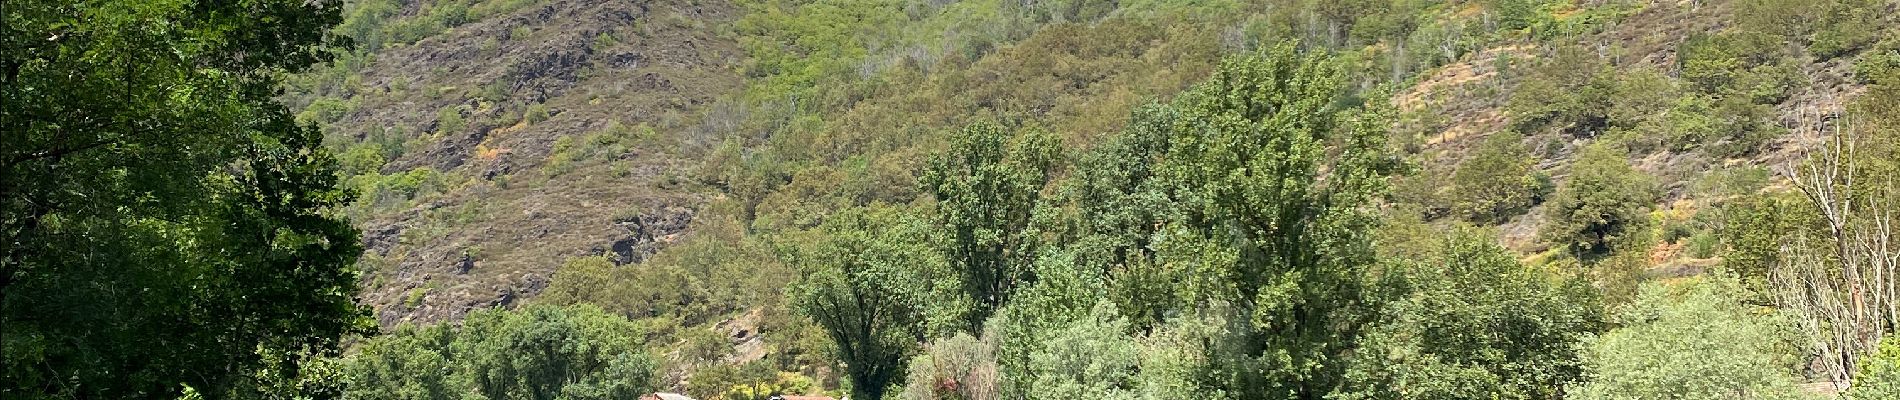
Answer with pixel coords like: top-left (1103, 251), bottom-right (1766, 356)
top-left (319, 0), bottom-right (743, 327)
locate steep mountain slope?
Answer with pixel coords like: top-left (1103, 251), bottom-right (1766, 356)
top-left (302, 0), bottom-right (1899, 395)
top-left (292, 0), bottom-right (742, 326)
top-left (1392, 0), bottom-right (1871, 252)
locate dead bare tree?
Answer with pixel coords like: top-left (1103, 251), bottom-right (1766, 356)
top-left (1774, 119), bottom-right (1900, 386)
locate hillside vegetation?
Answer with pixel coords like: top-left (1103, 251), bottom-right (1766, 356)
top-left (9, 0), bottom-right (1900, 399)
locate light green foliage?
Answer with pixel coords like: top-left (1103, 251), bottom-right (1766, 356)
top-left (540, 255), bottom-right (707, 319)
top-left (1732, 0), bottom-right (1881, 60)
top-left (1685, 231), bottom-right (1722, 259)
top-left (922, 122), bottom-right (1060, 331)
top-left (1339, 228), bottom-right (1603, 400)
top-left (340, 304), bottom-right (658, 400)
top-left (299, 97), bottom-right (358, 125)
top-left (1850, 336), bottom-right (1900, 400)
top-left (540, 213), bottom-right (784, 326)
top-left (1510, 54), bottom-right (1681, 142)
top-left (436, 105), bottom-right (468, 134)
top-left (523, 103), bottom-right (552, 125)
top-left (542, 121), bottom-right (652, 176)
top-left (689, 361), bottom-right (822, 400)
top-left (338, 143), bottom-right (393, 177)
top-left (1855, 39), bottom-right (1900, 85)
top-left (1570, 277), bottom-right (1813, 400)
top-left (1487, 0), bottom-right (1553, 31)
top-left (1, 0), bottom-right (367, 397)
top-left (351, 167), bottom-right (447, 213)
top-left (897, 332), bottom-right (1003, 400)
top-left (337, 0), bottom-right (544, 53)
top-left (1022, 303), bottom-right (1142, 399)
top-left (722, 371), bottom-right (822, 400)
top-left (1451, 133), bottom-right (1545, 223)
top-left (1644, 93), bottom-right (1784, 157)
top-left (790, 207), bottom-right (943, 400)
top-left (1542, 142), bottom-right (1658, 256)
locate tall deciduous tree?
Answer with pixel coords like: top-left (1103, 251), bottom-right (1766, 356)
top-left (791, 207), bottom-right (939, 400)
top-left (1044, 44), bottom-right (1398, 399)
top-left (922, 122), bottom-right (1059, 332)
top-left (1, 0), bottom-right (362, 398)
top-left (1160, 44), bottom-right (1397, 400)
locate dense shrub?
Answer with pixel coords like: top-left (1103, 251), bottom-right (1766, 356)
top-left (1678, 32), bottom-right (1804, 104)
top-left (1451, 133), bottom-right (1545, 223)
top-left (1340, 228), bottom-right (1602, 400)
top-left (1570, 276), bottom-right (1812, 400)
top-left (897, 332), bottom-right (1003, 400)
top-left (523, 103), bottom-right (551, 125)
top-left (1542, 142), bottom-right (1658, 256)
top-left (1850, 336), bottom-right (1900, 400)
top-left (339, 305), bottom-right (659, 400)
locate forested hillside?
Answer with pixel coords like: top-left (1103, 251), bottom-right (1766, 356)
top-left (9, 0), bottom-right (1900, 399)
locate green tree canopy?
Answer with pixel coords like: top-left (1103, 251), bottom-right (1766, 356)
top-left (1450, 133), bottom-right (1545, 223)
top-left (790, 206), bottom-right (942, 400)
top-left (922, 122), bottom-right (1060, 332)
top-left (1, 0), bottom-right (362, 398)
top-left (1046, 43), bottom-right (1400, 399)
top-left (1542, 141), bottom-right (1658, 257)
top-left (1340, 227), bottom-right (1603, 400)
top-left (1570, 276), bottom-right (1813, 400)
top-left (1151, 44), bottom-right (1397, 399)
top-left (340, 304), bottom-right (659, 400)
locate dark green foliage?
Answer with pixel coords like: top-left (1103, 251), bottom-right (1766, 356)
top-left (1088, 44), bottom-right (1398, 399)
top-left (1806, 0), bottom-right (1883, 59)
top-left (1542, 142), bottom-right (1658, 256)
top-left (0, 0), bottom-right (367, 398)
top-left (1061, 104), bottom-right (1183, 329)
top-left (790, 207), bottom-right (941, 400)
top-left (1677, 32), bottom-right (1804, 104)
top-left (1451, 133), bottom-right (1544, 223)
top-left (1718, 193), bottom-right (1808, 279)
top-left (340, 304), bottom-right (658, 400)
top-left (888, 44), bottom-right (1405, 400)
top-left (922, 122), bottom-right (1060, 331)
top-left (1506, 48), bottom-right (1621, 137)
top-left (1339, 228), bottom-right (1603, 400)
